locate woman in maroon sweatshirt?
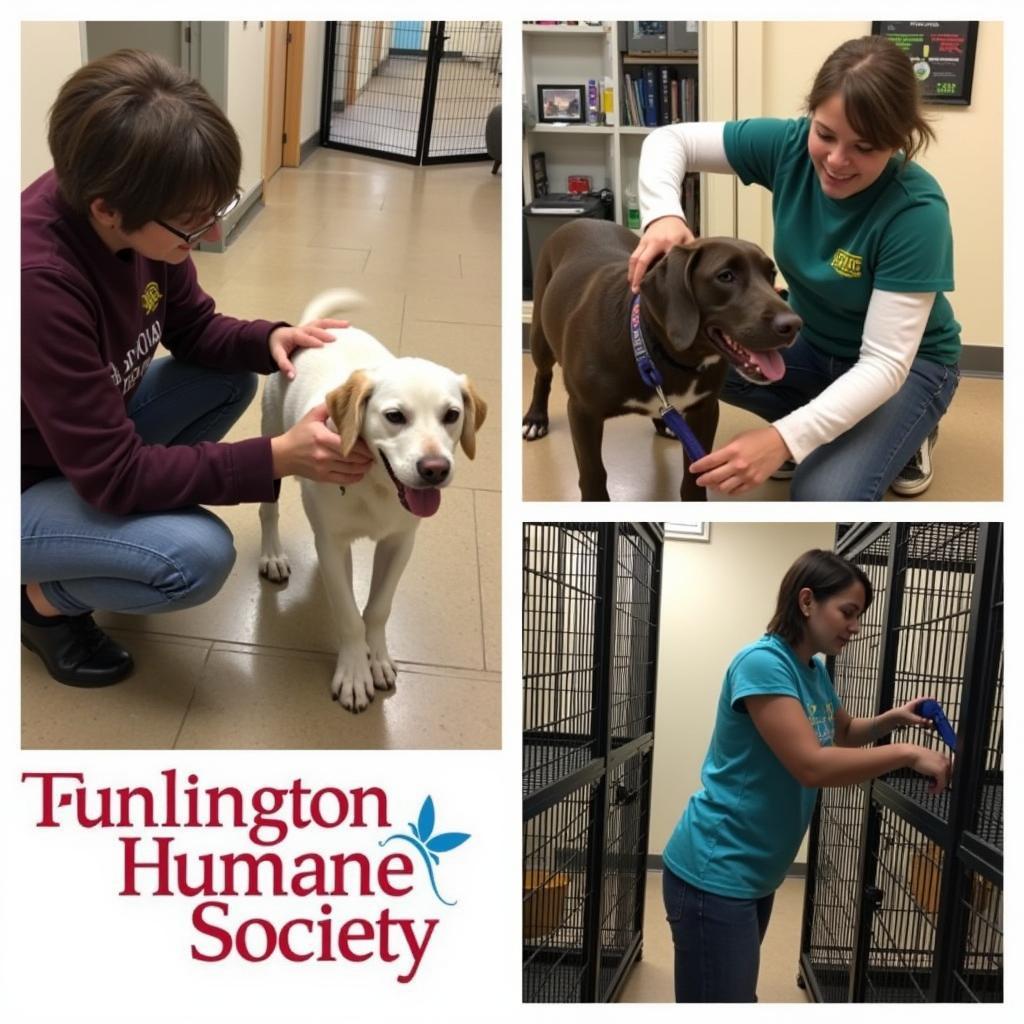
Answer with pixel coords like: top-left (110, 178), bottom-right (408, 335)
top-left (22, 49), bottom-right (372, 687)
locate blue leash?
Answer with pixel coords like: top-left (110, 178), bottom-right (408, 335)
top-left (629, 294), bottom-right (706, 463)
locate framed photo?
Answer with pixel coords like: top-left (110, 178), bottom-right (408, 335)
top-left (537, 84), bottom-right (586, 124)
top-left (530, 151), bottom-right (549, 196)
top-left (872, 21), bottom-right (979, 105)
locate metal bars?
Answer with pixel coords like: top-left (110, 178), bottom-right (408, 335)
top-left (322, 21), bottom-right (500, 164)
top-left (523, 524), bottom-right (601, 800)
top-left (801, 523), bottom-right (1003, 1003)
top-left (522, 779), bottom-right (598, 1002)
top-left (523, 523), bottom-right (663, 1003)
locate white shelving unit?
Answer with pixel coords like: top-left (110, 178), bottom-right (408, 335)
top-left (522, 22), bottom-right (707, 323)
top-left (522, 21), bottom-right (705, 229)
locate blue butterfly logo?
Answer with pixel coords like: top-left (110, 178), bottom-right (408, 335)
top-left (379, 796), bottom-right (470, 906)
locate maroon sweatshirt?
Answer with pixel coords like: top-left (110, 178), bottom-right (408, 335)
top-left (22, 169), bottom-right (285, 514)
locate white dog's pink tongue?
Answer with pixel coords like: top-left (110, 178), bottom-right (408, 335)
top-left (405, 487), bottom-right (441, 518)
top-left (750, 348), bottom-right (786, 382)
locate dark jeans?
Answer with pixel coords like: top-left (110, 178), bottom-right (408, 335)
top-left (663, 867), bottom-right (775, 1002)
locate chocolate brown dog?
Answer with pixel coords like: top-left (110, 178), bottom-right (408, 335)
top-left (522, 219), bottom-right (802, 500)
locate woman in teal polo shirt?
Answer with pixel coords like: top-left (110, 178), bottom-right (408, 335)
top-left (630, 35), bottom-right (960, 499)
top-left (661, 549), bottom-right (952, 1002)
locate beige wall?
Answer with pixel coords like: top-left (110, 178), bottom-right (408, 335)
top-left (20, 22), bottom-right (84, 187)
top-left (228, 21), bottom-right (268, 199)
top-left (735, 21), bottom-right (1003, 350)
top-left (650, 522), bottom-right (837, 868)
top-left (20, 21), bottom-right (276, 202)
top-left (301, 23), bottom-right (327, 143)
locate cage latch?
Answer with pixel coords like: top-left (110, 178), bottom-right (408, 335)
top-left (863, 885), bottom-right (884, 910)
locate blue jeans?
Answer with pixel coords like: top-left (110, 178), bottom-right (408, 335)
top-left (22, 357), bottom-right (259, 616)
top-left (663, 868), bottom-right (775, 1003)
top-left (720, 334), bottom-right (960, 500)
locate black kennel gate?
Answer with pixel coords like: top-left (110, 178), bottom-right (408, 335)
top-left (522, 523), bottom-right (663, 1003)
top-left (800, 522), bottom-right (1003, 1003)
top-left (321, 21), bottom-right (501, 164)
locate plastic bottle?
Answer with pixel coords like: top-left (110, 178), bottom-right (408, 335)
top-left (625, 187), bottom-right (641, 230)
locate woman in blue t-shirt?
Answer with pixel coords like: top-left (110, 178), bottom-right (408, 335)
top-left (662, 549), bottom-right (952, 1002)
top-left (630, 36), bottom-right (961, 500)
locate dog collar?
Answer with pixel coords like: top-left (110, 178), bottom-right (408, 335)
top-left (629, 294), bottom-right (707, 462)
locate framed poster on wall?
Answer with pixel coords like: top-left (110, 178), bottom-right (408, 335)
top-left (872, 21), bottom-right (979, 105)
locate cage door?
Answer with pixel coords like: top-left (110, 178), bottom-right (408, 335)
top-left (322, 21), bottom-right (500, 165)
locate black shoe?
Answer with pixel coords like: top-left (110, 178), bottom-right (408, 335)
top-left (22, 613), bottom-right (134, 688)
top-left (891, 427), bottom-right (939, 497)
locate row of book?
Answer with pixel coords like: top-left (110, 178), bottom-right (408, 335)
top-left (681, 173), bottom-right (701, 236)
top-left (622, 66), bottom-right (697, 127)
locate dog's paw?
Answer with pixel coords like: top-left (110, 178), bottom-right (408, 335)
top-left (522, 415), bottom-right (549, 441)
top-left (330, 644), bottom-right (375, 713)
top-left (259, 552), bottom-right (291, 583)
top-left (370, 651), bottom-right (397, 692)
top-left (366, 635), bottom-right (398, 691)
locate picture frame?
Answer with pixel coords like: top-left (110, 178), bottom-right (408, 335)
top-left (530, 151), bottom-right (549, 196)
top-left (664, 521), bottom-right (711, 542)
top-left (537, 84), bottom-right (586, 124)
top-left (871, 21), bottom-right (979, 105)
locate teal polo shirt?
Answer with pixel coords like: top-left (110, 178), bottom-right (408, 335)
top-left (662, 633), bottom-right (841, 899)
top-left (723, 117), bottom-right (961, 366)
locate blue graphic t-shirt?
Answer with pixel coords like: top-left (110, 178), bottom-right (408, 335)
top-left (663, 633), bottom-right (841, 899)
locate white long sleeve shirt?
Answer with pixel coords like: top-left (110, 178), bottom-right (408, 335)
top-left (638, 122), bottom-right (937, 463)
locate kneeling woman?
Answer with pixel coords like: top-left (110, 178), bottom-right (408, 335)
top-left (21, 50), bottom-right (373, 687)
top-left (662, 549), bottom-right (951, 1002)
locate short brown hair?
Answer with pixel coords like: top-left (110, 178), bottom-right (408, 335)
top-left (48, 49), bottom-right (241, 232)
top-left (805, 35), bottom-right (936, 164)
top-left (766, 549), bottom-right (873, 646)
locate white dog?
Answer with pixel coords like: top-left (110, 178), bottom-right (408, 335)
top-left (258, 289), bottom-right (487, 712)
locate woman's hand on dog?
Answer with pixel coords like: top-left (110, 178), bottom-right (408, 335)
top-left (689, 426), bottom-right (791, 496)
top-left (269, 319), bottom-right (350, 380)
top-left (628, 216), bottom-right (696, 293)
top-left (270, 403), bottom-right (374, 484)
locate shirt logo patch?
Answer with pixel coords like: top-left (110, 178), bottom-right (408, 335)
top-left (830, 249), bottom-right (863, 279)
top-left (807, 700), bottom-right (835, 747)
top-left (141, 282), bottom-right (162, 315)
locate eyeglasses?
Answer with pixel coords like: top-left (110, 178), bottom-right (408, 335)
top-left (154, 191), bottom-right (241, 245)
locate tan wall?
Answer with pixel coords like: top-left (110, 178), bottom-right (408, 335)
top-left (736, 21), bottom-right (1003, 350)
top-left (301, 22), bottom-right (327, 143)
top-left (20, 22), bottom-right (84, 187)
top-left (228, 21), bottom-right (268, 199)
top-left (21, 21), bottom-right (272, 203)
top-left (651, 522), bottom-right (837, 868)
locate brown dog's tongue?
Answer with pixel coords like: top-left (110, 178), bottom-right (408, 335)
top-left (750, 348), bottom-right (786, 382)
top-left (405, 487), bottom-right (441, 518)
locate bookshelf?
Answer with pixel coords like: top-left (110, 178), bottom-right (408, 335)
top-left (522, 21), bottom-right (706, 231)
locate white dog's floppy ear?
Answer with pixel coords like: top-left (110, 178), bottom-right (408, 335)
top-left (458, 376), bottom-right (488, 460)
top-left (326, 370), bottom-right (374, 456)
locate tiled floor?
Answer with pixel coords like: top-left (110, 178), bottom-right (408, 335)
top-left (522, 354), bottom-right (1002, 502)
top-left (617, 871), bottom-right (810, 1003)
top-left (328, 56), bottom-right (500, 159)
top-left (21, 148), bottom-right (501, 750)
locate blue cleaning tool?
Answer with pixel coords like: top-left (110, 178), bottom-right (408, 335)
top-left (917, 699), bottom-right (958, 751)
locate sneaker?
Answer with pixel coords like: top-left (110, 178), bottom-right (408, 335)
top-left (890, 427), bottom-right (938, 497)
top-left (771, 460), bottom-right (796, 481)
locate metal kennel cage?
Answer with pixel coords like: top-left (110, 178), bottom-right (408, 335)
top-left (800, 522), bottom-right (1003, 1003)
top-left (522, 523), bottom-right (663, 1003)
top-left (321, 21), bottom-right (501, 164)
